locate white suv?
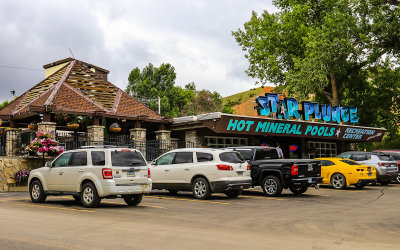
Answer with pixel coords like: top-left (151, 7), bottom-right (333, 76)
top-left (28, 147), bottom-right (152, 208)
top-left (150, 148), bottom-right (252, 199)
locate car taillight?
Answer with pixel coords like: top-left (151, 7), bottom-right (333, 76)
top-left (378, 163), bottom-right (389, 166)
top-left (148, 168), bottom-right (151, 178)
top-left (247, 164), bottom-right (251, 170)
top-left (217, 164), bottom-right (233, 171)
top-left (291, 165), bottom-right (298, 175)
top-left (102, 168), bottom-right (113, 179)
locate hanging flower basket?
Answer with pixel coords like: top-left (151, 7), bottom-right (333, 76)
top-left (28, 123), bottom-right (38, 131)
top-left (109, 123), bottom-right (121, 133)
top-left (67, 123), bottom-right (80, 130)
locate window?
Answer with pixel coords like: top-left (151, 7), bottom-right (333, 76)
top-left (340, 159), bottom-right (360, 165)
top-left (321, 160), bottom-right (335, 166)
top-left (70, 152), bottom-right (87, 166)
top-left (196, 152), bottom-right (213, 162)
top-left (338, 153), bottom-right (351, 159)
top-left (91, 151), bottom-right (105, 166)
top-left (205, 136), bottom-right (248, 148)
top-left (254, 149), bottom-right (279, 160)
top-left (308, 142), bottom-right (337, 158)
top-left (378, 154), bottom-right (393, 161)
top-left (173, 152), bottom-right (193, 164)
top-left (156, 153), bottom-right (176, 165)
top-left (111, 150), bottom-right (147, 167)
top-left (219, 152), bottom-right (245, 163)
top-left (391, 153), bottom-right (400, 160)
top-left (236, 150), bottom-right (253, 161)
top-left (53, 153), bottom-right (72, 168)
top-left (350, 154), bottom-right (369, 161)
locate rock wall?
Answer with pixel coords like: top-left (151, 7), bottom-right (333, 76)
top-left (0, 157), bottom-right (51, 191)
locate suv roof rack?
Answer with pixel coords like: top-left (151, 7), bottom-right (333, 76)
top-left (79, 145), bottom-right (134, 149)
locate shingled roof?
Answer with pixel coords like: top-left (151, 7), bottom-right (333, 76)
top-left (0, 58), bottom-right (164, 122)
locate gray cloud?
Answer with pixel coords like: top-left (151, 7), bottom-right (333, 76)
top-left (0, 0), bottom-right (276, 103)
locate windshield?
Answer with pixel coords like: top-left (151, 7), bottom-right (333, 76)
top-left (111, 150), bottom-right (147, 167)
top-left (219, 152), bottom-right (245, 163)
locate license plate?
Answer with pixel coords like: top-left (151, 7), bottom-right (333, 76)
top-left (127, 171), bottom-right (135, 177)
top-left (368, 173), bottom-right (372, 176)
top-left (237, 171), bottom-right (244, 176)
top-left (308, 178), bottom-right (313, 183)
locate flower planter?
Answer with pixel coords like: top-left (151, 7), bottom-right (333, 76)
top-left (28, 124), bottom-right (38, 130)
top-left (67, 123), bottom-right (80, 130)
top-left (109, 127), bottom-right (121, 133)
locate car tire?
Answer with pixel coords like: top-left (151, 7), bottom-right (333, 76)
top-left (29, 180), bottom-right (47, 203)
top-left (289, 185), bottom-right (308, 195)
top-left (192, 177), bottom-right (211, 200)
top-left (396, 175), bottom-right (400, 184)
top-left (354, 183), bottom-right (366, 189)
top-left (261, 175), bottom-right (283, 197)
top-left (225, 189), bottom-right (242, 198)
top-left (168, 190), bottom-right (178, 195)
top-left (331, 173), bottom-right (347, 189)
top-left (72, 195), bottom-right (81, 202)
top-left (123, 194), bottom-right (143, 206)
top-left (81, 182), bottom-right (101, 208)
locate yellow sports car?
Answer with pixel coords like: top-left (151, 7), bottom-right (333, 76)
top-left (315, 157), bottom-right (377, 189)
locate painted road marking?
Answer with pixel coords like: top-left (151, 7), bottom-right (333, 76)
top-left (16, 203), bottom-right (96, 213)
top-left (146, 195), bottom-right (229, 205)
top-left (304, 194), bottom-right (331, 197)
top-left (239, 195), bottom-right (283, 201)
top-left (101, 200), bottom-right (166, 209)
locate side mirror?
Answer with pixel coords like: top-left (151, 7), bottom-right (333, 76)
top-left (151, 160), bottom-right (156, 165)
top-left (45, 161), bottom-right (52, 168)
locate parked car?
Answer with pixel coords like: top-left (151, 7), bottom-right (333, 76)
top-left (28, 147), bottom-right (152, 208)
top-left (374, 150), bottom-right (400, 183)
top-left (149, 148), bottom-right (252, 199)
top-left (226, 146), bottom-right (323, 196)
top-left (337, 151), bottom-right (398, 185)
top-left (316, 157), bottom-right (376, 189)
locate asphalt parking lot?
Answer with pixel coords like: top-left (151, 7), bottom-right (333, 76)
top-left (1, 185), bottom-right (400, 250)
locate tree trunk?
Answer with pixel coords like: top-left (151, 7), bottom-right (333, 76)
top-left (329, 72), bottom-right (339, 106)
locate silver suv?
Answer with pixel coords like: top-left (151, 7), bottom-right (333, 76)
top-left (28, 147), bottom-right (152, 207)
top-left (337, 151), bottom-right (398, 185)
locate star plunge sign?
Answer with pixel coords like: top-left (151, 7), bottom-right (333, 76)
top-left (255, 93), bottom-right (359, 124)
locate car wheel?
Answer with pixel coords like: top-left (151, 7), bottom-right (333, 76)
top-left (168, 190), bottom-right (178, 195)
top-left (225, 189), bottom-right (242, 198)
top-left (331, 173), bottom-right (347, 189)
top-left (354, 183), bottom-right (366, 189)
top-left (123, 194), bottom-right (143, 206)
top-left (396, 175), bottom-right (400, 184)
top-left (81, 182), bottom-right (101, 208)
top-left (72, 195), bottom-right (81, 202)
top-left (261, 175), bottom-right (283, 197)
top-left (289, 185), bottom-right (308, 195)
top-left (192, 177), bottom-right (211, 200)
top-left (29, 180), bottom-right (47, 203)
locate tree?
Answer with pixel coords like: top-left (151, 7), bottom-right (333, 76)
top-left (232, 0), bottom-right (400, 106)
top-left (233, 0), bottom-right (400, 140)
top-left (126, 63), bottom-right (195, 117)
top-left (182, 89), bottom-right (223, 116)
top-left (0, 100), bottom-right (10, 110)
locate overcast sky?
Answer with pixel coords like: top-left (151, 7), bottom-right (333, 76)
top-left (0, 0), bottom-right (276, 103)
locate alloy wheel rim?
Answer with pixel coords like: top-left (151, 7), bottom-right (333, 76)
top-left (332, 175), bottom-right (344, 188)
top-left (194, 181), bottom-right (206, 197)
top-left (32, 184), bottom-right (40, 199)
top-left (265, 179), bottom-right (277, 194)
top-left (83, 187), bottom-right (94, 204)
top-left (397, 175), bottom-right (400, 183)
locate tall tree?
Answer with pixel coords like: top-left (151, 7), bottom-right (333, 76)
top-left (232, 0), bottom-right (400, 106)
top-left (233, 0), bottom-right (400, 139)
top-left (126, 63), bottom-right (195, 117)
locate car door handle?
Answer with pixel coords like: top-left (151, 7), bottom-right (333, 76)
top-left (78, 170), bottom-right (85, 173)
top-left (185, 168), bottom-right (190, 171)
top-left (59, 171), bottom-right (63, 175)
top-left (165, 169), bottom-right (170, 172)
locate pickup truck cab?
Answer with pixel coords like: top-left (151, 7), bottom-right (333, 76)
top-left (226, 146), bottom-right (323, 196)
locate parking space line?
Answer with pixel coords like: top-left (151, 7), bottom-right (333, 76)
top-left (16, 203), bottom-right (96, 213)
top-left (146, 195), bottom-right (229, 205)
top-left (304, 194), bottom-right (331, 197)
top-left (101, 200), bottom-right (166, 209)
top-left (239, 195), bottom-right (283, 201)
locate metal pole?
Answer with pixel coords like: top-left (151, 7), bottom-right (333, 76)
top-left (158, 97), bottom-right (161, 114)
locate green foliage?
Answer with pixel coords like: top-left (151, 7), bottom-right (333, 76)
top-left (222, 87), bottom-right (264, 106)
top-left (233, 0), bottom-right (400, 139)
top-left (0, 100), bottom-right (10, 110)
top-left (126, 63), bottom-right (195, 118)
top-left (222, 106), bottom-right (235, 114)
top-left (182, 89), bottom-right (223, 116)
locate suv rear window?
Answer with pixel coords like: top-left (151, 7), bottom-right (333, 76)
top-left (219, 152), bottom-right (245, 163)
top-left (70, 152), bottom-right (87, 166)
top-left (91, 151), bottom-right (105, 166)
top-left (254, 149), bottom-right (279, 160)
top-left (111, 150), bottom-right (146, 167)
top-left (378, 154), bottom-right (393, 161)
top-left (391, 154), bottom-right (400, 160)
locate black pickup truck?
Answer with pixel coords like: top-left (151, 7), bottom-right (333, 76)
top-left (227, 146), bottom-right (323, 196)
